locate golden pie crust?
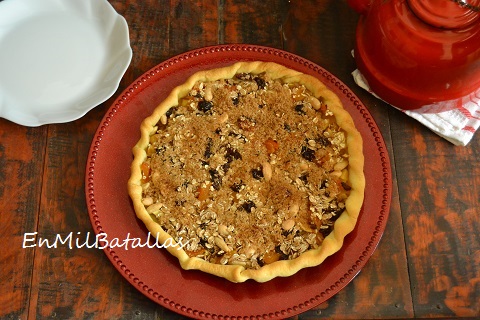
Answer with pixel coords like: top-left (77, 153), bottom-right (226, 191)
top-left (128, 61), bottom-right (365, 283)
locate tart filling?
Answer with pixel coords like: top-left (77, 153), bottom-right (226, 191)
top-left (128, 62), bottom-right (365, 283)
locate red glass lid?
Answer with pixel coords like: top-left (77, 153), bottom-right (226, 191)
top-left (408, 0), bottom-right (480, 28)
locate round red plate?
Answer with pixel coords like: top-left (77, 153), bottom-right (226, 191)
top-left (85, 44), bottom-right (392, 319)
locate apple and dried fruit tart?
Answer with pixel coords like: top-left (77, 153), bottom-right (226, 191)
top-left (128, 61), bottom-right (365, 283)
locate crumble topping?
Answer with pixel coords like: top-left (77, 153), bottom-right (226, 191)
top-left (140, 72), bottom-right (351, 269)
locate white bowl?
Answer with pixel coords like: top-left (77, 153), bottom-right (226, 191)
top-left (0, 0), bottom-right (132, 126)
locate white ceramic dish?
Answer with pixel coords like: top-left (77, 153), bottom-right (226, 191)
top-left (0, 0), bottom-right (132, 126)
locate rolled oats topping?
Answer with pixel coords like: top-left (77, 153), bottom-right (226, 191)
top-left (140, 71), bottom-right (352, 269)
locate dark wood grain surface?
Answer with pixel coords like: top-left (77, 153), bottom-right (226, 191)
top-left (0, 0), bottom-right (478, 319)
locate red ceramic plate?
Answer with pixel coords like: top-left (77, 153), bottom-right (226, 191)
top-left (85, 44), bottom-right (391, 319)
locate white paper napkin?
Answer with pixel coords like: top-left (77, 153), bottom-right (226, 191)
top-left (352, 69), bottom-right (480, 146)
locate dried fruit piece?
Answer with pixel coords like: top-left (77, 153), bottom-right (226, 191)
top-left (241, 200), bottom-right (256, 213)
top-left (209, 169), bottom-right (222, 190)
top-left (140, 162), bottom-right (151, 183)
top-left (254, 77), bottom-right (266, 89)
top-left (197, 184), bottom-right (210, 201)
top-left (300, 146), bottom-right (315, 162)
top-left (204, 138), bottom-right (213, 159)
top-left (262, 251), bottom-right (281, 264)
top-left (198, 100), bottom-right (213, 112)
top-left (225, 146), bottom-right (242, 162)
top-left (230, 181), bottom-right (245, 192)
top-left (295, 104), bottom-right (306, 115)
top-left (251, 168), bottom-right (264, 180)
top-left (264, 138), bottom-right (279, 154)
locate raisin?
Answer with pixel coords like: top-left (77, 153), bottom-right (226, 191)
top-left (198, 100), bottom-right (213, 112)
top-left (221, 162), bottom-right (230, 173)
top-left (200, 237), bottom-right (215, 253)
top-left (241, 200), bottom-right (256, 213)
top-left (282, 230), bottom-right (291, 237)
top-left (209, 169), bottom-right (222, 191)
top-left (301, 146), bottom-right (315, 162)
top-left (165, 106), bottom-right (178, 118)
top-left (225, 146), bottom-right (242, 162)
top-left (341, 182), bottom-right (352, 191)
top-left (274, 245), bottom-right (289, 260)
top-left (319, 179), bottom-right (328, 189)
top-left (284, 124), bottom-right (292, 132)
top-left (199, 238), bottom-right (208, 247)
top-left (251, 168), bottom-right (264, 180)
top-left (299, 173), bottom-right (309, 184)
top-left (315, 136), bottom-right (331, 147)
top-left (232, 97), bottom-right (240, 105)
top-left (204, 138), bottom-right (213, 159)
top-left (295, 104), bottom-right (306, 115)
top-left (175, 199), bottom-right (186, 206)
top-left (230, 181), bottom-right (245, 193)
top-left (254, 77), bottom-right (266, 89)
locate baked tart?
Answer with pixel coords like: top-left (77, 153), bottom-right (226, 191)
top-left (128, 61), bottom-right (365, 283)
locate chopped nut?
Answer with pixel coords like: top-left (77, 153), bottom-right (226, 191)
top-left (146, 202), bottom-right (162, 214)
top-left (262, 162), bottom-right (272, 181)
top-left (334, 160), bottom-right (348, 171)
top-left (204, 86), bottom-right (213, 101)
top-left (142, 197), bottom-right (154, 206)
top-left (218, 224), bottom-right (229, 237)
top-left (160, 114), bottom-right (167, 125)
top-left (299, 162), bottom-right (309, 170)
top-left (289, 203), bottom-right (299, 215)
top-left (331, 170), bottom-right (342, 177)
top-left (243, 246), bottom-right (256, 258)
top-left (218, 113), bottom-right (229, 124)
top-left (282, 219), bottom-right (295, 231)
top-left (310, 96), bottom-right (322, 110)
top-left (214, 236), bottom-right (231, 252)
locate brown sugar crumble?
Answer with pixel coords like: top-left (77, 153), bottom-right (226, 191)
top-left (140, 72), bottom-right (351, 269)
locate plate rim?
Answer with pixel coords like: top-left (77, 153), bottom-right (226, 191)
top-left (85, 44), bottom-right (392, 319)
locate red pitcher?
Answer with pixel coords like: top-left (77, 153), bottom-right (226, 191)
top-left (347, 0), bottom-right (480, 110)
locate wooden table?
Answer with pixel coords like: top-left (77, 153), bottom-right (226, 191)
top-left (1, 0), bottom-right (479, 319)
